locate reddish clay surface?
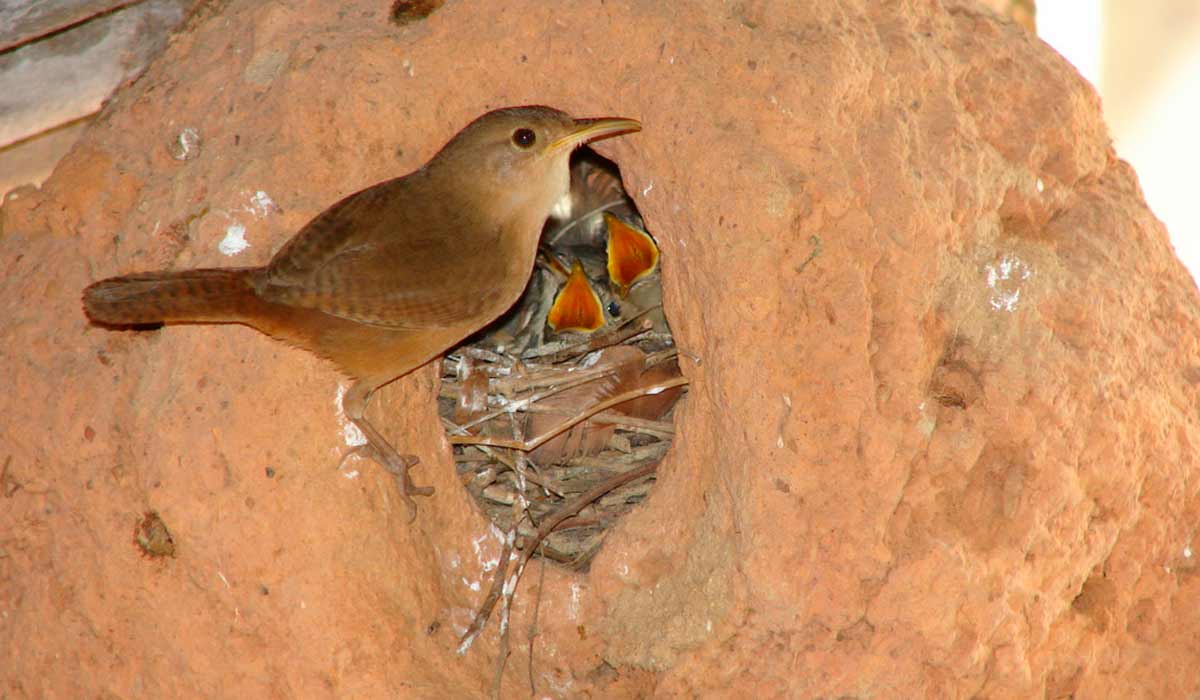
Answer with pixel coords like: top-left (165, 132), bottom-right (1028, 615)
top-left (3, 1), bottom-right (1199, 697)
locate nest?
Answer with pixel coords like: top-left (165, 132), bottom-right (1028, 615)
top-left (438, 147), bottom-right (684, 571)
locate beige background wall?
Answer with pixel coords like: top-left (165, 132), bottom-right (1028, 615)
top-left (1042, 0), bottom-right (1200, 282)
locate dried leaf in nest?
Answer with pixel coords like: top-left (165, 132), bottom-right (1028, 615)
top-left (600, 346), bottom-right (683, 421)
top-left (526, 345), bottom-right (681, 464)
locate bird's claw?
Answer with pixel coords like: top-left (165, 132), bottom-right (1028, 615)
top-left (338, 442), bottom-right (434, 521)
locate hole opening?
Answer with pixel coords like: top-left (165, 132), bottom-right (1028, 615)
top-left (438, 147), bottom-right (683, 571)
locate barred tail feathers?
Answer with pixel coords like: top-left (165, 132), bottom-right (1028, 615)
top-left (82, 268), bottom-right (260, 326)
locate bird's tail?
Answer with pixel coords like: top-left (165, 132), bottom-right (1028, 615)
top-left (82, 268), bottom-right (260, 326)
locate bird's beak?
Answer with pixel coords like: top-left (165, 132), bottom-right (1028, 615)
top-left (548, 117), bottom-right (642, 155)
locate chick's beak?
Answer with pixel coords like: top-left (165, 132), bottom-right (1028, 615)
top-left (548, 117), bottom-right (642, 155)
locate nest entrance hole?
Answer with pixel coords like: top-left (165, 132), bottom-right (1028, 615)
top-left (438, 147), bottom-right (683, 571)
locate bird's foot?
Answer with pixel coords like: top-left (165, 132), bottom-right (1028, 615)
top-left (339, 440), bottom-right (434, 522)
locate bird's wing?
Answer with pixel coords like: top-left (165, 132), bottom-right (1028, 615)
top-left (259, 175), bottom-right (504, 329)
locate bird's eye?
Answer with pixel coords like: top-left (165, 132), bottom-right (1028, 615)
top-left (512, 128), bottom-right (536, 148)
top-left (606, 301), bottom-right (621, 317)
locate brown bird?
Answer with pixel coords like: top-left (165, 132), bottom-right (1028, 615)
top-left (82, 106), bottom-right (641, 519)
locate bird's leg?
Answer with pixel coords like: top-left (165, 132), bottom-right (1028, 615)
top-left (342, 378), bottom-right (435, 521)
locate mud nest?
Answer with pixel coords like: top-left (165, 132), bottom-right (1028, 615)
top-left (439, 148), bottom-right (684, 570)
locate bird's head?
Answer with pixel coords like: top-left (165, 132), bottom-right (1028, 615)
top-left (431, 106), bottom-right (641, 226)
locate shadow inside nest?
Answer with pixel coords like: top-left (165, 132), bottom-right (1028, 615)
top-left (438, 146), bottom-right (685, 572)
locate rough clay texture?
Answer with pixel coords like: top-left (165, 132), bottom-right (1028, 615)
top-left (3, 1), bottom-right (1198, 697)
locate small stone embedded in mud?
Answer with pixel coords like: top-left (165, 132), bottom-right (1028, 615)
top-left (168, 127), bottom-right (202, 161)
top-left (389, 0), bottom-right (444, 25)
top-left (134, 511), bottom-right (176, 558)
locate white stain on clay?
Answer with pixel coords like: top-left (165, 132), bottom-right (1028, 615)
top-left (985, 254), bottom-right (1033, 312)
top-left (170, 127), bottom-right (202, 161)
top-left (471, 524), bottom-right (507, 573)
top-left (916, 400), bottom-right (936, 438)
top-left (218, 223), bottom-right (249, 256)
top-left (245, 190), bottom-right (278, 218)
top-left (333, 383), bottom-right (367, 448)
top-left (568, 582), bottom-right (583, 620)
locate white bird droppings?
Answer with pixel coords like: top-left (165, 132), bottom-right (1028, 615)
top-left (218, 223), bottom-right (249, 256)
top-left (985, 254), bottom-right (1033, 312)
top-left (246, 190), bottom-right (278, 218)
top-left (341, 422), bottom-right (366, 449)
top-left (333, 384), bottom-right (367, 447)
top-left (569, 583), bottom-right (583, 620)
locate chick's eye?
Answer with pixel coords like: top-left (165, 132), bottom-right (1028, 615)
top-left (512, 128), bottom-right (536, 148)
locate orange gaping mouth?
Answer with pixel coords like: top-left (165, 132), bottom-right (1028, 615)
top-left (604, 213), bottom-right (660, 296)
top-left (547, 259), bottom-right (605, 333)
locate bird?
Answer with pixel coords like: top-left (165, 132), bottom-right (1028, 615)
top-left (82, 105), bottom-right (641, 519)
